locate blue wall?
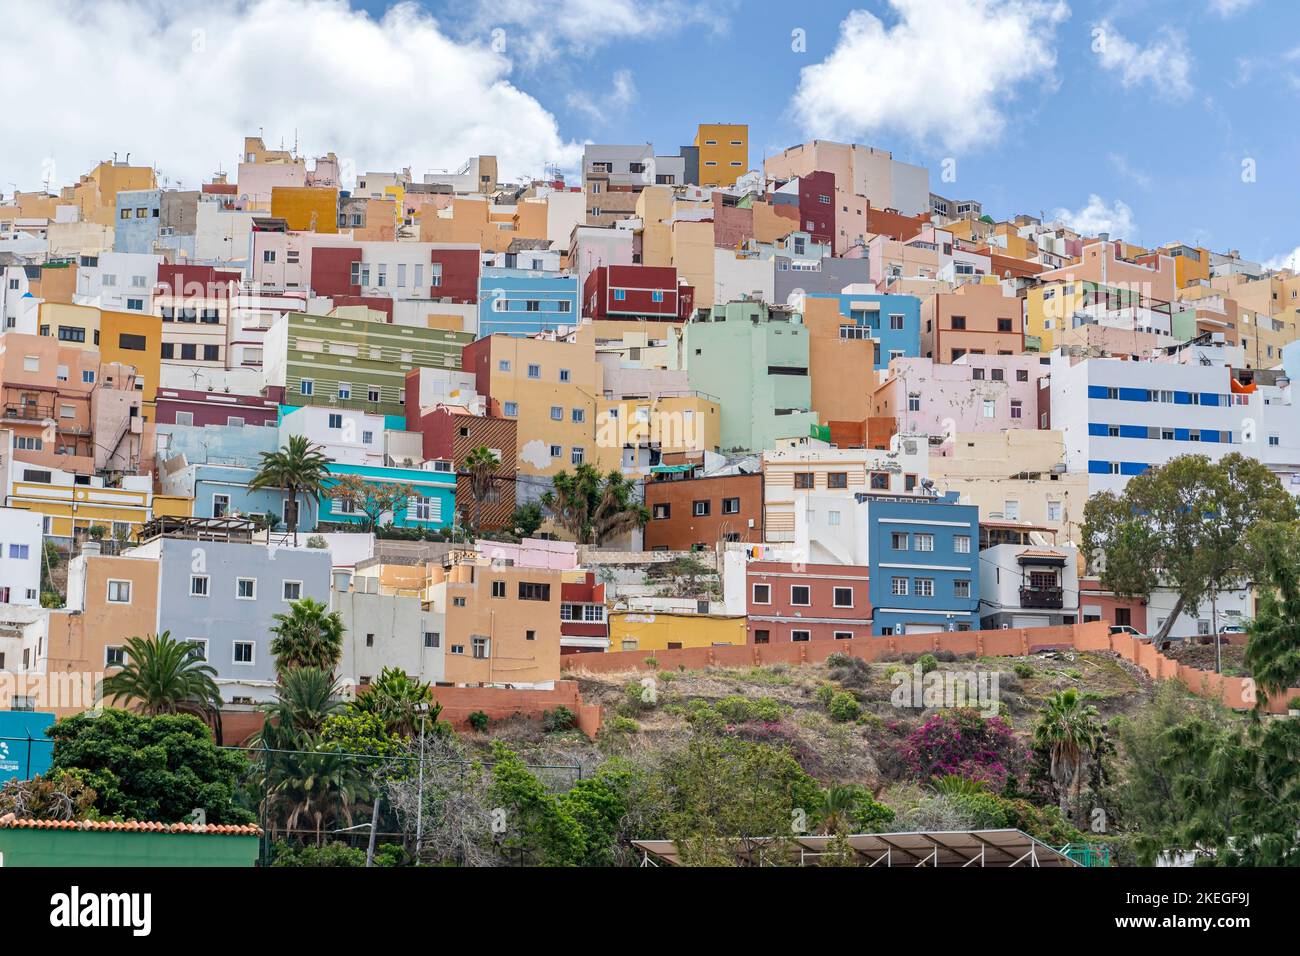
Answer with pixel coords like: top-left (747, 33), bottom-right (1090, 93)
top-left (865, 493), bottom-right (980, 635)
top-left (113, 189), bottom-right (163, 254)
top-left (809, 292), bottom-right (921, 370)
top-left (190, 463), bottom-right (319, 531)
top-left (318, 462), bottom-right (457, 530)
top-left (0, 711), bottom-right (54, 782)
top-left (477, 267), bottom-right (580, 337)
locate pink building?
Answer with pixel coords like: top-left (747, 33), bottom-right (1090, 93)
top-left (746, 560), bottom-right (872, 644)
top-left (1039, 240), bottom-right (1176, 305)
top-left (872, 355), bottom-right (1045, 452)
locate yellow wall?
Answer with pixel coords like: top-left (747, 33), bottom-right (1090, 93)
top-left (695, 124), bottom-right (748, 188)
top-left (270, 186), bottom-right (339, 233)
top-left (7, 483), bottom-right (151, 538)
top-left (609, 611), bottom-right (746, 651)
top-left (670, 220), bottom-right (716, 309)
top-left (100, 310), bottom-right (162, 411)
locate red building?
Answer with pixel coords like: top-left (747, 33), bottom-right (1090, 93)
top-left (155, 263), bottom-right (240, 302)
top-left (797, 170), bottom-right (836, 247)
top-left (582, 264), bottom-right (693, 321)
top-left (155, 387), bottom-right (280, 427)
top-left (560, 572), bottom-right (608, 654)
top-left (430, 244), bottom-right (480, 303)
top-left (309, 245), bottom-right (362, 298)
top-left (746, 560), bottom-right (872, 644)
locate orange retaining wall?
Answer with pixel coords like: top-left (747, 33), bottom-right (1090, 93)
top-left (562, 621), bottom-right (1299, 715)
top-left (431, 680), bottom-right (602, 737)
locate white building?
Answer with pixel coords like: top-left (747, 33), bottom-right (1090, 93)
top-left (0, 507), bottom-right (44, 606)
top-left (978, 543), bottom-right (1080, 629)
top-left (73, 251), bottom-right (163, 314)
top-left (280, 405), bottom-right (389, 467)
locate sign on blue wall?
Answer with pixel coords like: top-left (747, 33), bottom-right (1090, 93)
top-left (0, 711), bottom-right (55, 783)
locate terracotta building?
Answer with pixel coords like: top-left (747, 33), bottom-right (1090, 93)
top-left (644, 468), bottom-right (763, 551)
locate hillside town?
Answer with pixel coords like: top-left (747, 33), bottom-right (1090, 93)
top-left (0, 111), bottom-right (1298, 879)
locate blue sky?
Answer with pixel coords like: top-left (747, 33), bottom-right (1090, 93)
top-left (6, 0), bottom-right (1298, 268)
top-left (406, 0), bottom-right (1300, 267)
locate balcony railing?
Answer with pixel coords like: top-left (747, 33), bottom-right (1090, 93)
top-left (3, 403), bottom-right (54, 422)
top-left (1020, 586), bottom-right (1064, 610)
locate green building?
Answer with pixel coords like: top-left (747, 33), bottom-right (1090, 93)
top-left (265, 309), bottom-right (474, 417)
top-left (0, 819), bottom-right (262, 867)
top-left (683, 300), bottom-right (818, 453)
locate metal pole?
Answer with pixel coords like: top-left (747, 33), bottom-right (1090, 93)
top-left (414, 720), bottom-right (426, 855)
top-left (365, 794), bottom-right (381, 867)
top-left (1211, 587), bottom-right (1221, 675)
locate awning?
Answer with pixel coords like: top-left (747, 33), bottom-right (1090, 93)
top-left (1017, 550), bottom-right (1067, 566)
top-left (649, 464), bottom-right (694, 474)
top-left (633, 829), bottom-right (1080, 867)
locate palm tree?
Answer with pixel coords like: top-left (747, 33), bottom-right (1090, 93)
top-left (269, 597), bottom-right (345, 678)
top-left (351, 667), bottom-right (442, 737)
top-left (463, 446), bottom-right (501, 532)
top-left (817, 785), bottom-right (861, 836)
top-left (249, 435), bottom-right (332, 546)
top-left (1034, 689), bottom-right (1104, 817)
top-left (541, 463), bottom-right (649, 545)
top-left (98, 631), bottom-right (224, 738)
top-left (265, 748), bottom-right (364, 846)
top-left (255, 666), bottom-right (344, 750)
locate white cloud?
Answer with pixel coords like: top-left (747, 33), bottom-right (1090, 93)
top-left (1051, 195), bottom-right (1138, 240)
top-left (1263, 246), bottom-right (1300, 272)
top-left (1092, 20), bottom-right (1193, 98)
top-left (1209, 0), bottom-right (1255, 16)
top-left (2, 0), bottom-right (582, 192)
top-left (465, 0), bottom-right (728, 69)
top-left (790, 0), bottom-right (1069, 153)
top-left (1107, 153), bottom-right (1151, 189)
top-left (566, 69), bottom-right (638, 124)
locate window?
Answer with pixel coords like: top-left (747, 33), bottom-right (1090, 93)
top-left (337, 383), bottom-right (351, 400)
top-left (283, 580), bottom-right (302, 601)
top-left (491, 580), bottom-right (507, 598)
top-left (328, 413), bottom-right (343, 429)
top-left (722, 497), bottom-right (740, 514)
top-left (954, 535), bottom-right (971, 554)
top-left (752, 583), bottom-right (771, 604)
top-left (997, 318), bottom-right (1013, 332)
top-left (504, 401), bottom-right (518, 417)
top-left (300, 379), bottom-right (314, 396)
top-left (870, 473), bottom-right (890, 490)
top-left (915, 578), bottom-right (935, 597)
top-left (234, 642), bottom-right (255, 664)
top-left (527, 364), bottom-right (541, 379)
top-left (518, 582), bottom-right (551, 601)
top-left (423, 631), bottom-right (440, 648)
top-left (571, 447), bottom-right (585, 465)
top-left (185, 640), bottom-right (208, 662)
top-left (7, 544), bottom-right (29, 560)
top-left (472, 637), bottom-right (490, 659)
top-left (982, 400), bottom-right (995, 418)
top-left (951, 315), bottom-right (967, 330)
top-left (236, 578), bottom-right (257, 600)
top-left (908, 393), bottom-right (921, 412)
top-left (571, 408), bottom-right (585, 424)
top-left (693, 500), bottom-right (710, 517)
top-left (791, 630), bottom-right (811, 643)
top-left (1047, 500), bottom-right (1062, 522)
top-left (1004, 500), bottom-right (1020, 520)
top-left (790, 585), bottom-right (811, 606)
top-left (827, 472), bottom-right (848, 489)
top-left (954, 579), bottom-right (971, 598)
top-left (753, 629), bottom-right (770, 644)
top-left (891, 532), bottom-right (909, 551)
top-left (107, 580), bottom-right (132, 604)
top-left (559, 368), bottom-right (571, 383)
top-left (1016, 369), bottom-right (1029, 382)
top-left (118, 332), bottom-right (146, 351)
top-left (652, 502), bottom-right (671, 520)
top-left (891, 577), bottom-right (909, 596)
top-left (190, 575), bottom-right (210, 597)
top-left (1010, 399), bottom-right (1023, 420)
top-left (833, 587), bottom-right (853, 608)
top-left (794, 473), bottom-right (813, 489)
top-left (105, 646), bottom-right (126, 667)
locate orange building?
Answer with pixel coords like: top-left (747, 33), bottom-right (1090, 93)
top-left (921, 283), bottom-right (1025, 363)
top-left (270, 186), bottom-right (340, 233)
top-left (803, 296), bottom-right (878, 424)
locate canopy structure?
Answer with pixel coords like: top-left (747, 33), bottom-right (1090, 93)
top-left (632, 829), bottom-right (1081, 868)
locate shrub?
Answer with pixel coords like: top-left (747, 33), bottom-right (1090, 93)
top-left (828, 691), bottom-right (862, 723)
top-left (917, 653), bottom-right (939, 675)
top-left (815, 683), bottom-right (837, 707)
top-left (467, 710), bottom-right (489, 732)
top-left (1013, 662), bottom-right (1035, 680)
top-left (306, 535), bottom-right (328, 549)
top-left (825, 652), bottom-right (855, 669)
top-left (542, 705), bottom-right (577, 733)
top-left (605, 716), bottom-right (639, 735)
top-left (644, 657), bottom-right (659, 668)
top-left (623, 679), bottom-right (657, 714)
top-left (271, 842), bottom-right (367, 867)
top-left (900, 708), bottom-right (1027, 792)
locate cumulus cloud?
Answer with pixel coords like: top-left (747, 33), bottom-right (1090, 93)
top-left (2, 0), bottom-right (582, 193)
top-left (1051, 195), bottom-right (1138, 240)
top-left (1263, 246), bottom-right (1300, 272)
top-left (1092, 20), bottom-right (1193, 98)
top-left (566, 69), bottom-right (638, 125)
top-left (790, 0), bottom-right (1069, 153)
top-left (464, 0), bottom-right (730, 69)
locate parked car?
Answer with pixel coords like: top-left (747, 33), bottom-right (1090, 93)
top-left (1218, 623), bottom-right (1249, 645)
top-left (1108, 624), bottom-right (1145, 640)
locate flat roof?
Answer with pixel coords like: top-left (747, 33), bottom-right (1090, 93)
top-left (632, 829), bottom-right (1081, 868)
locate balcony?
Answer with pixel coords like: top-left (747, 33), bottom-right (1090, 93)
top-left (1019, 586), bottom-right (1064, 610)
top-left (3, 402), bottom-right (54, 423)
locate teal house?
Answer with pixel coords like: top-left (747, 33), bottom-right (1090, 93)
top-left (319, 461), bottom-right (458, 530)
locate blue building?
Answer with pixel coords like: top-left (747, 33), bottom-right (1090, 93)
top-left (113, 189), bottom-right (163, 254)
top-left (862, 491), bottom-right (980, 635)
top-left (810, 291), bottom-right (922, 371)
top-left (0, 711), bottom-right (54, 783)
top-left (477, 267), bottom-right (580, 337)
top-left (318, 462), bottom-right (457, 531)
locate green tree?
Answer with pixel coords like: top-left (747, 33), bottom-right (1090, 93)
top-left (98, 631), bottom-right (224, 739)
top-left (463, 446), bottom-right (501, 531)
top-left (255, 666), bottom-right (345, 750)
top-left (1243, 523), bottom-right (1300, 706)
top-left (269, 597), bottom-right (345, 678)
top-left (1082, 453), bottom-right (1297, 642)
top-left (48, 710), bottom-right (253, 824)
top-left (511, 502), bottom-right (545, 539)
top-left (487, 742), bottom-right (585, 866)
top-left (1033, 689), bottom-right (1104, 818)
top-left (249, 435), bottom-right (332, 545)
top-left (328, 474), bottom-right (418, 534)
top-left (350, 667), bottom-right (442, 738)
top-left (540, 464), bottom-right (649, 545)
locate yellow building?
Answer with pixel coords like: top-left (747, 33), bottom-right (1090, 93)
top-left (1160, 244), bottom-right (1210, 289)
top-left (7, 476), bottom-right (190, 540)
top-left (595, 393), bottom-right (721, 472)
top-left (695, 123), bottom-right (748, 188)
top-left (270, 186), bottom-right (340, 233)
top-left (419, 196), bottom-right (550, 253)
top-left (609, 610), bottom-right (746, 652)
top-left (100, 309), bottom-right (162, 416)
